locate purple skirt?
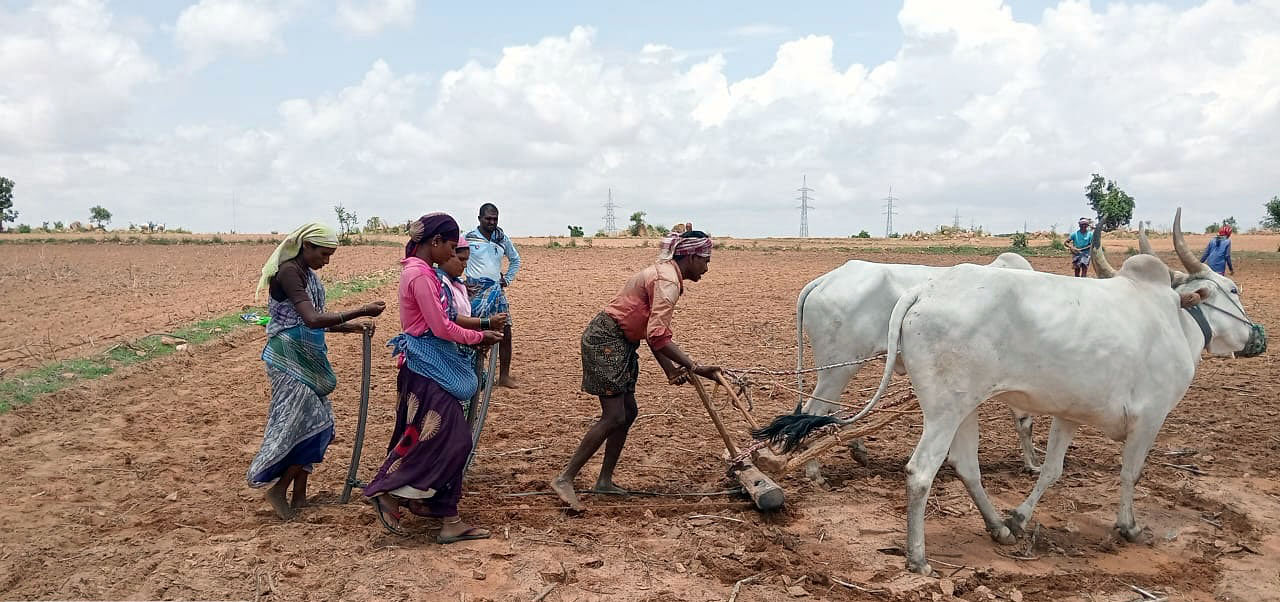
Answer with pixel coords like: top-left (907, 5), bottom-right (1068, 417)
top-left (363, 367), bottom-right (471, 517)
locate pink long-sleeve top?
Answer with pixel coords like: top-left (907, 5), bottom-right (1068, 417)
top-left (398, 257), bottom-right (483, 345)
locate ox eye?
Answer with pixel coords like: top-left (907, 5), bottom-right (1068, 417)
top-left (1231, 288), bottom-right (1238, 295)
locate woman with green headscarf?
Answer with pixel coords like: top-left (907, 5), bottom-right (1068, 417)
top-left (247, 222), bottom-right (386, 520)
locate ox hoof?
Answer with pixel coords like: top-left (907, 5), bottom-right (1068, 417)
top-left (1022, 463), bottom-right (1042, 475)
top-left (1003, 512), bottom-right (1029, 538)
top-left (906, 559), bottom-right (934, 577)
top-left (990, 525), bottom-right (1017, 545)
top-left (849, 440), bottom-right (870, 466)
top-left (1115, 522), bottom-right (1143, 542)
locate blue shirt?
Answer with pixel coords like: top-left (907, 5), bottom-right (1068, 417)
top-left (464, 228), bottom-right (521, 283)
top-left (1068, 230), bottom-right (1093, 252)
top-left (1200, 236), bottom-right (1233, 274)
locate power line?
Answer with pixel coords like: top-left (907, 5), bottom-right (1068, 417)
top-left (796, 175), bottom-right (815, 237)
top-left (882, 186), bottom-right (899, 238)
top-left (602, 188), bottom-right (619, 235)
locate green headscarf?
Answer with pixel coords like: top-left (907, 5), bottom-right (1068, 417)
top-left (256, 223), bottom-right (340, 299)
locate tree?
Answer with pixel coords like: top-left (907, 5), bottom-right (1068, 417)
top-left (1084, 174), bottom-right (1135, 231)
top-left (1206, 216), bottom-right (1239, 234)
top-left (365, 216), bottom-right (385, 233)
top-left (1263, 195), bottom-right (1280, 229)
top-left (567, 225), bottom-right (584, 237)
top-left (854, 230), bottom-right (871, 238)
top-left (0, 177), bottom-right (16, 232)
top-left (334, 205), bottom-right (359, 243)
top-left (628, 211), bottom-right (647, 237)
top-left (89, 205), bottom-right (112, 229)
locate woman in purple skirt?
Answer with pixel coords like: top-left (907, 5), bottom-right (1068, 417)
top-left (363, 213), bottom-right (503, 543)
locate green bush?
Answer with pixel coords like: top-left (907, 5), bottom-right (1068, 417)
top-left (1049, 234), bottom-right (1065, 251)
top-left (1010, 232), bottom-right (1029, 249)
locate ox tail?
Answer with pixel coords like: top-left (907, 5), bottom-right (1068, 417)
top-left (793, 276), bottom-right (824, 413)
top-left (753, 286), bottom-right (921, 453)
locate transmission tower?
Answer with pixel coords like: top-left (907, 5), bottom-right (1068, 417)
top-left (953, 209), bottom-right (961, 230)
top-left (602, 188), bottom-right (618, 235)
top-left (883, 186), bottom-right (899, 238)
top-left (797, 175), bottom-right (815, 237)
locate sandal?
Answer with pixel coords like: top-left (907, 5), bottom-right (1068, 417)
top-left (367, 496), bottom-right (408, 536)
top-left (436, 525), bottom-right (491, 544)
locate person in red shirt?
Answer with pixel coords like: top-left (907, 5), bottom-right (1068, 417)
top-left (551, 231), bottom-right (719, 511)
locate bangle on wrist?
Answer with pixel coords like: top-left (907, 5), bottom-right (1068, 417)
top-left (481, 317), bottom-right (490, 329)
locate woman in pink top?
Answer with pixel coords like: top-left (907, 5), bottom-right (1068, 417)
top-left (551, 230), bottom-right (721, 512)
top-left (364, 213), bottom-right (503, 542)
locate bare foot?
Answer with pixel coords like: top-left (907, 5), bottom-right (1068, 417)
top-left (265, 487), bottom-right (295, 520)
top-left (290, 474), bottom-right (308, 510)
top-left (550, 476), bottom-right (585, 512)
top-left (498, 376), bottom-right (518, 389)
top-left (592, 481), bottom-right (628, 495)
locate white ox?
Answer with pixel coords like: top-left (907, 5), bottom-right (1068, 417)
top-left (794, 253), bottom-right (1041, 481)
top-left (845, 209), bottom-right (1264, 575)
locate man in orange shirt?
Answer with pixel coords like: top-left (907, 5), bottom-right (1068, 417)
top-left (551, 231), bottom-right (719, 511)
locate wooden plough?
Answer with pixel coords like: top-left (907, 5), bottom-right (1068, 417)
top-left (687, 371), bottom-right (783, 511)
top-left (692, 368), bottom-right (918, 511)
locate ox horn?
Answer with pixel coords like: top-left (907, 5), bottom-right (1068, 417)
top-left (1172, 208), bottom-right (1207, 274)
top-left (1138, 222), bottom-right (1153, 255)
top-left (1091, 232), bottom-right (1118, 278)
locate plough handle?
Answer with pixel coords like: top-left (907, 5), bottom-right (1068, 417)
top-left (340, 328), bottom-right (374, 504)
top-left (688, 369), bottom-right (739, 458)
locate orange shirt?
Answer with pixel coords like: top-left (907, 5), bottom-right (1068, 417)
top-left (603, 261), bottom-right (684, 349)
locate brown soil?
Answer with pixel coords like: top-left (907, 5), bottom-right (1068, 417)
top-left (0, 244), bottom-right (400, 372)
top-left (0, 245), bottom-right (1277, 601)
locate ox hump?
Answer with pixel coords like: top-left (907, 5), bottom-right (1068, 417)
top-left (1118, 254), bottom-right (1172, 285)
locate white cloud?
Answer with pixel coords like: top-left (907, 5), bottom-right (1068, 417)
top-left (0, 0), bottom-right (157, 150)
top-left (174, 0), bottom-right (296, 67)
top-left (6, 0), bottom-right (1280, 237)
top-left (335, 0), bottom-right (415, 36)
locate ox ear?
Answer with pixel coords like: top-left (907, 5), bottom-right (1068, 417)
top-left (1179, 287), bottom-right (1210, 309)
top-left (1169, 269), bottom-right (1190, 287)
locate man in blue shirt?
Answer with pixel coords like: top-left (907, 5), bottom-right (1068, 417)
top-left (1065, 217), bottom-right (1094, 277)
top-left (465, 203), bottom-right (522, 388)
top-left (1200, 225), bottom-right (1234, 275)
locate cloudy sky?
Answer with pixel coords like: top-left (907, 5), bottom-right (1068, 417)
top-left (2, 0), bottom-right (1277, 236)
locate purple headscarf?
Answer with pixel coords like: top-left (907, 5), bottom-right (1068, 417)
top-left (405, 212), bottom-right (460, 257)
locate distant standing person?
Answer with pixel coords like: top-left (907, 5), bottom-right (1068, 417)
top-left (465, 203), bottom-right (521, 388)
top-left (1201, 225), bottom-right (1234, 275)
top-left (1065, 217), bottom-right (1094, 277)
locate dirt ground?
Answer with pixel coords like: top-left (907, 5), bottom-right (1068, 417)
top-left (1, 244), bottom-right (1278, 601)
top-left (0, 244), bottom-right (400, 372)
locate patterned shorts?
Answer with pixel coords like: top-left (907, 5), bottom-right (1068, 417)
top-left (580, 312), bottom-right (640, 397)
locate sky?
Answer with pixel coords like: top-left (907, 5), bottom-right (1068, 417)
top-left (1, 0), bottom-right (1277, 237)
